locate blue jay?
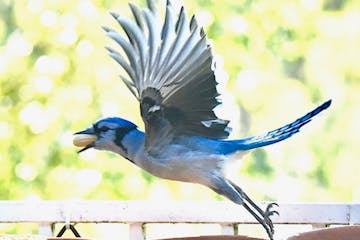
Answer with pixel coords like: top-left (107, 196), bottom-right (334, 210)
top-left (73, 1), bottom-right (331, 239)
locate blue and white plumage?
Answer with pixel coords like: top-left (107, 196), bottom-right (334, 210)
top-left (74, 1), bottom-right (331, 239)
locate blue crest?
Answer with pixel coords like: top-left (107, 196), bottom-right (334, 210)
top-left (96, 117), bottom-right (137, 129)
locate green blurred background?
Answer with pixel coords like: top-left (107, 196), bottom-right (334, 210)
top-left (0, 0), bottom-right (359, 237)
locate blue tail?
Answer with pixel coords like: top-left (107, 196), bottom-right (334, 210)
top-left (229, 100), bottom-right (332, 152)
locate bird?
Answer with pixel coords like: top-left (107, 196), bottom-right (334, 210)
top-left (73, 1), bottom-right (332, 239)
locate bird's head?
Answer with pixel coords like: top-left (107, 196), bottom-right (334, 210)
top-left (73, 117), bottom-right (137, 155)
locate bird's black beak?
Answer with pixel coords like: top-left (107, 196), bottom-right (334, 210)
top-left (75, 127), bottom-right (96, 135)
top-left (73, 127), bottom-right (98, 153)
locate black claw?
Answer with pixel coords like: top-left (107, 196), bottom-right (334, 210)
top-left (266, 202), bottom-right (279, 211)
top-left (262, 203), bottom-right (279, 236)
top-left (268, 210), bottom-right (279, 217)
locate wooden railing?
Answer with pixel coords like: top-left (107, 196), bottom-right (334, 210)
top-left (0, 201), bottom-right (359, 239)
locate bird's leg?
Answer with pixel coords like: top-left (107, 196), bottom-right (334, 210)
top-left (210, 178), bottom-right (277, 240)
top-left (229, 180), bottom-right (279, 239)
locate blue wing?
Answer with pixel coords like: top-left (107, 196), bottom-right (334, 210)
top-left (222, 100), bottom-right (331, 154)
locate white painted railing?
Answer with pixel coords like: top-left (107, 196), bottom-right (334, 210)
top-left (0, 201), bottom-right (359, 239)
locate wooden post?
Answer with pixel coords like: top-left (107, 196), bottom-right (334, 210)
top-left (38, 223), bottom-right (53, 236)
top-left (220, 223), bottom-right (235, 235)
top-left (129, 223), bottom-right (144, 240)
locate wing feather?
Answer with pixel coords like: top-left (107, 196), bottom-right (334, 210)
top-left (143, 9), bottom-right (159, 68)
top-left (107, 48), bottom-right (137, 84)
top-left (104, 0), bottom-right (230, 150)
top-left (150, 5), bottom-right (176, 84)
top-left (129, 3), bottom-right (145, 32)
top-left (154, 7), bottom-right (189, 87)
top-left (111, 13), bottom-right (147, 77)
top-left (189, 15), bottom-right (198, 31)
top-left (120, 74), bottom-right (140, 99)
top-left (105, 30), bottom-right (137, 68)
top-left (104, 29), bottom-right (139, 81)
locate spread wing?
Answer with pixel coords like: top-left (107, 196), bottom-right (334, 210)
top-left (104, 0), bottom-right (230, 150)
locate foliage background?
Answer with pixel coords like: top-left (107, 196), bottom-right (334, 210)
top-left (0, 0), bottom-right (359, 238)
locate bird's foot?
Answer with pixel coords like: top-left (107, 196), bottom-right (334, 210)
top-left (228, 181), bottom-right (279, 240)
top-left (241, 201), bottom-right (278, 240)
top-left (263, 202), bottom-right (279, 237)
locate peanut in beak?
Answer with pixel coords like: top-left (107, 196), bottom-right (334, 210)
top-left (73, 134), bottom-right (97, 147)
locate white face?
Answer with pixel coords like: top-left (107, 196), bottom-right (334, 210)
top-left (92, 120), bottom-right (134, 158)
top-left (93, 121), bottom-right (118, 150)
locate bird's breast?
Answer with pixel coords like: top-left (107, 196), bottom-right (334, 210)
top-left (133, 151), bottom-right (227, 185)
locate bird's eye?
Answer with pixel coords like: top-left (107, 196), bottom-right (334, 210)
top-left (100, 126), bottom-right (110, 132)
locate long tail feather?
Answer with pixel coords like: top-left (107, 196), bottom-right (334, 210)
top-left (234, 100), bottom-right (332, 151)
